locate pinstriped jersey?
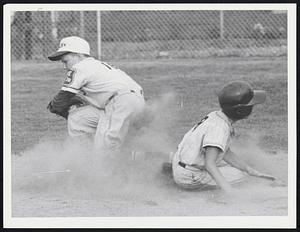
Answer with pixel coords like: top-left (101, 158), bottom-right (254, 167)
top-left (177, 110), bottom-right (234, 167)
top-left (61, 57), bottom-right (143, 108)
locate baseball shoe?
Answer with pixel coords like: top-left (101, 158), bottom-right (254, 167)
top-left (161, 162), bottom-right (173, 178)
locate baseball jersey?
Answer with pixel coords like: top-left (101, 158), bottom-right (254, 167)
top-left (61, 57), bottom-right (143, 108)
top-left (177, 110), bottom-right (234, 168)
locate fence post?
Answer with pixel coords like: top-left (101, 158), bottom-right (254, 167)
top-left (97, 11), bottom-right (101, 59)
top-left (79, 11), bottom-right (85, 37)
top-left (220, 10), bottom-right (224, 40)
top-left (51, 11), bottom-right (58, 41)
top-left (24, 11), bottom-right (32, 60)
top-left (42, 11), bottom-right (47, 58)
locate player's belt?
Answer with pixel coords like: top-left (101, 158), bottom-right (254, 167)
top-left (178, 161), bottom-right (205, 171)
top-left (178, 161), bottom-right (188, 168)
top-left (105, 89), bottom-right (144, 105)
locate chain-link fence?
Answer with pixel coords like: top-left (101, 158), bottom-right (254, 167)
top-left (11, 10), bottom-right (287, 60)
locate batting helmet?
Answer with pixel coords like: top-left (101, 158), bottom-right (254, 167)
top-left (218, 81), bottom-right (266, 120)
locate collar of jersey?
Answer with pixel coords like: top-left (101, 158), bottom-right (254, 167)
top-left (215, 110), bottom-right (234, 135)
top-left (72, 57), bottom-right (94, 69)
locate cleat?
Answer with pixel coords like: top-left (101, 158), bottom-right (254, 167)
top-left (161, 162), bottom-right (173, 177)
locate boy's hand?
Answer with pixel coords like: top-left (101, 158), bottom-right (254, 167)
top-left (255, 173), bottom-right (276, 181)
top-left (246, 166), bottom-right (276, 181)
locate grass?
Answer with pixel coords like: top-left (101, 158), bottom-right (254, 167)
top-left (11, 57), bottom-right (287, 155)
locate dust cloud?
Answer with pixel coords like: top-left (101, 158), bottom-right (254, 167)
top-left (231, 131), bottom-right (288, 182)
top-left (12, 92), bottom-right (179, 200)
top-left (215, 131), bottom-right (289, 207)
top-left (11, 93), bottom-right (288, 212)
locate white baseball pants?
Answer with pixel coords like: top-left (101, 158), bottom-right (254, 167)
top-left (67, 91), bottom-right (145, 151)
top-left (172, 150), bottom-right (246, 190)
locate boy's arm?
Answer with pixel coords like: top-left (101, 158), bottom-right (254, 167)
top-left (223, 148), bottom-right (248, 171)
top-left (204, 146), bottom-right (233, 193)
top-left (224, 149), bottom-right (276, 180)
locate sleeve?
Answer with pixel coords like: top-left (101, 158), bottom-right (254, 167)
top-left (61, 68), bottom-right (88, 94)
top-left (202, 123), bottom-right (230, 153)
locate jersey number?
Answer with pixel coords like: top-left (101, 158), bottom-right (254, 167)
top-left (192, 115), bottom-right (208, 132)
top-left (63, 70), bottom-right (75, 85)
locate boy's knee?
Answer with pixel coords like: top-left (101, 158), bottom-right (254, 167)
top-left (104, 134), bottom-right (123, 150)
top-left (94, 133), bottom-right (122, 152)
top-left (68, 112), bottom-right (96, 137)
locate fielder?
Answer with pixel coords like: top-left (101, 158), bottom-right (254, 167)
top-left (47, 36), bottom-right (145, 152)
top-left (170, 81), bottom-right (276, 193)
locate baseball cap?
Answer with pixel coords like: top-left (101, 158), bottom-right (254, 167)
top-left (48, 36), bottom-right (90, 61)
top-left (218, 81), bottom-right (266, 109)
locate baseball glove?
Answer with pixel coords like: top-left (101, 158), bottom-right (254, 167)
top-left (47, 94), bottom-right (88, 119)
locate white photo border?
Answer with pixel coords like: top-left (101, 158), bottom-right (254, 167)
top-left (3, 3), bottom-right (297, 228)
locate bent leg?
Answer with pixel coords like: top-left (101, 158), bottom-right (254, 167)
top-left (219, 165), bottom-right (246, 185)
top-left (204, 165), bottom-right (246, 188)
top-left (172, 151), bottom-right (246, 190)
top-left (172, 152), bottom-right (213, 190)
top-left (95, 94), bottom-right (145, 151)
top-left (68, 105), bottom-right (104, 137)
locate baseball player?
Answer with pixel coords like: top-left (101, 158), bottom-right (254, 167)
top-left (47, 36), bottom-right (145, 152)
top-left (169, 81), bottom-right (276, 193)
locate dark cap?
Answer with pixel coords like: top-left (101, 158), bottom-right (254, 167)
top-left (218, 81), bottom-right (266, 109)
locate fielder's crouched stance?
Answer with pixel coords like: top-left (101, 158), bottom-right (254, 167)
top-left (47, 36), bottom-right (145, 152)
top-left (171, 81), bottom-right (276, 193)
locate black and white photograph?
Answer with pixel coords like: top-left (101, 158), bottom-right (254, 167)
top-left (3, 3), bottom-right (296, 228)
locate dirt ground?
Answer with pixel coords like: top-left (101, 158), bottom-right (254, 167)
top-left (8, 57), bottom-right (290, 225)
top-left (11, 147), bottom-right (288, 217)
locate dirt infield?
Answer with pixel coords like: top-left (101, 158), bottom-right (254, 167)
top-left (10, 57), bottom-right (288, 219)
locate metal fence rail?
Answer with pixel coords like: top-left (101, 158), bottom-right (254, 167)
top-left (11, 10), bottom-right (287, 60)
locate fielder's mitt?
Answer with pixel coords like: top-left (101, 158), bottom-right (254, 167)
top-left (47, 93), bottom-right (88, 119)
